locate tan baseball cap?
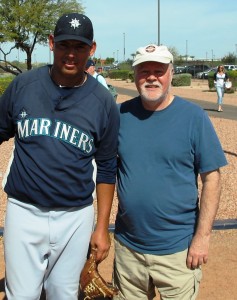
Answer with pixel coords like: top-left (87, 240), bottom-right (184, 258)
top-left (132, 44), bottom-right (173, 67)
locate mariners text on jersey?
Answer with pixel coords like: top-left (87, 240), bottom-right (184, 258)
top-left (17, 117), bottom-right (94, 154)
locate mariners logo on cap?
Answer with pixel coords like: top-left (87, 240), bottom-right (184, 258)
top-left (69, 18), bottom-right (81, 29)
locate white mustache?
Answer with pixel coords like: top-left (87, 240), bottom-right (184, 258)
top-left (143, 82), bottom-right (162, 89)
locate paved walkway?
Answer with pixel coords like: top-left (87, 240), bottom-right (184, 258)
top-left (115, 86), bottom-right (237, 121)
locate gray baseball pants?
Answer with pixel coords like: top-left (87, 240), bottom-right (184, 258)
top-left (4, 197), bottom-right (94, 300)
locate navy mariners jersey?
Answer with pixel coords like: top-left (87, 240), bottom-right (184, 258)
top-left (0, 66), bottom-right (119, 207)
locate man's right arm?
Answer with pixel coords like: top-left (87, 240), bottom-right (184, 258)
top-left (186, 169), bottom-right (221, 270)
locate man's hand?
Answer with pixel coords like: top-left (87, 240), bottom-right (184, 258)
top-left (186, 233), bottom-right (210, 269)
top-left (90, 229), bottom-right (111, 263)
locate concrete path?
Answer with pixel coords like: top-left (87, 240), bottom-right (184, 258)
top-left (115, 86), bottom-right (237, 121)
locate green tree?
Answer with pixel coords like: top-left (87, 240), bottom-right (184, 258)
top-left (0, 0), bottom-right (84, 74)
top-left (221, 52), bottom-right (236, 64)
top-left (105, 57), bottom-right (114, 64)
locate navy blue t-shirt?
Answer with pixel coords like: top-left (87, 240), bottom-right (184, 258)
top-left (115, 96), bottom-right (227, 255)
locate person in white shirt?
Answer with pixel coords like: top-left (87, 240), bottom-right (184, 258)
top-left (85, 59), bottom-right (109, 89)
top-left (213, 65), bottom-right (230, 112)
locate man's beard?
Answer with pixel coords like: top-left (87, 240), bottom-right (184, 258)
top-left (140, 81), bottom-right (169, 104)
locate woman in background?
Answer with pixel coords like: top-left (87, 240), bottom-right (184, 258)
top-left (214, 65), bottom-right (229, 112)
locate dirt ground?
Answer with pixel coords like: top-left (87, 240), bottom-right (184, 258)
top-left (0, 79), bottom-right (237, 299)
top-left (0, 230), bottom-right (237, 300)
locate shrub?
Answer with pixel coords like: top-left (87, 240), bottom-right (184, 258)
top-left (108, 70), bottom-right (130, 80)
top-left (0, 76), bottom-right (14, 95)
top-left (101, 71), bottom-right (109, 78)
top-left (172, 74), bottom-right (191, 86)
top-left (117, 63), bottom-right (132, 71)
top-left (228, 70), bottom-right (237, 91)
top-left (208, 73), bottom-right (215, 90)
top-left (128, 72), bottom-right (134, 82)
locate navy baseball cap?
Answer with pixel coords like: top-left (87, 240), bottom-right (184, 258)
top-left (85, 59), bottom-right (95, 69)
top-left (54, 13), bottom-right (94, 46)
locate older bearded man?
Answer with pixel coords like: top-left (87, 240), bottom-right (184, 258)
top-left (113, 44), bottom-right (227, 300)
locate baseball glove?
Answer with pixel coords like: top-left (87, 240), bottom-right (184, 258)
top-left (79, 248), bottom-right (118, 299)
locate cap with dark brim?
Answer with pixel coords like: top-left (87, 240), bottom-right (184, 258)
top-left (54, 13), bottom-right (93, 46)
top-left (54, 35), bottom-right (93, 46)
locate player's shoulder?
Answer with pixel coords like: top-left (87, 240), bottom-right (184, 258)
top-left (13, 65), bottom-right (47, 88)
top-left (88, 75), bottom-right (110, 96)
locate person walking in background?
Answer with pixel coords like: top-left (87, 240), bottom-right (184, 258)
top-left (113, 44), bottom-right (227, 300)
top-left (214, 65), bottom-right (229, 112)
top-left (85, 59), bottom-right (109, 89)
top-left (0, 12), bottom-right (119, 300)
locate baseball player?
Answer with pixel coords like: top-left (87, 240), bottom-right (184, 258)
top-left (0, 13), bottom-right (119, 300)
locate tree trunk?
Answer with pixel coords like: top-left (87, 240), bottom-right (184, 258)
top-left (26, 49), bottom-right (32, 70)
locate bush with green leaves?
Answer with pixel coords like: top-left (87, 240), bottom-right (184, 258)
top-left (128, 72), bottom-right (134, 82)
top-left (172, 74), bottom-right (191, 86)
top-left (0, 76), bottom-right (14, 95)
top-left (108, 70), bottom-right (130, 80)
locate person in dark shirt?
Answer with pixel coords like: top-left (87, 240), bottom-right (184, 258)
top-left (0, 12), bottom-right (119, 300)
top-left (113, 44), bottom-right (227, 300)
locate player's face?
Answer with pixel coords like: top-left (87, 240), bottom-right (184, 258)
top-left (135, 61), bottom-right (173, 108)
top-left (49, 35), bottom-right (96, 79)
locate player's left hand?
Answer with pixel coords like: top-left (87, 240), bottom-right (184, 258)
top-left (90, 229), bottom-right (111, 263)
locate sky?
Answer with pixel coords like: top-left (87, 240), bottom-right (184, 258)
top-left (3, 0), bottom-right (237, 64)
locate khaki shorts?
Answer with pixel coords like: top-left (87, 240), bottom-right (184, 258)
top-left (113, 238), bottom-right (202, 300)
